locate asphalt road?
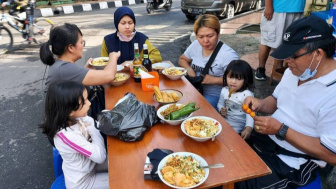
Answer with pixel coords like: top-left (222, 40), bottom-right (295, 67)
top-left (0, 2), bottom-right (194, 188)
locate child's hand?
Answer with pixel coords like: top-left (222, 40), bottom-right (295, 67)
top-left (81, 117), bottom-right (94, 128)
top-left (220, 107), bottom-right (227, 117)
top-left (241, 126), bottom-right (252, 140)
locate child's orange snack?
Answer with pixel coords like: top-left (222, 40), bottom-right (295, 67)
top-left (242, 104), bottom-right (255, 118)
top-left (246, 109), bottom-right (251, 114)
top-left (242, 104), bottom-right (248, 111)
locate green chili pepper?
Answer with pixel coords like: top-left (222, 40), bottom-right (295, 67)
top-left (167, 102), bottom-right (199, 120)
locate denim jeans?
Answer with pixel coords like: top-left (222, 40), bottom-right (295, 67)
top-left (203, 94), bottom-right (219, 110)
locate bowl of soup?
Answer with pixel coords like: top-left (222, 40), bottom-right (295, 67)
top-left (181, 116), bottom-right (222, 142)
top-left (110, 73), bottom-right (130, 86)
top-left (162, 67), bottom-right (187, 80)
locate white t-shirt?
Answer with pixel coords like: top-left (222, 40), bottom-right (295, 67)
top-left (54, 116), bottom-right (107, 189)
top-left (217, 86), bottom-right (254, 133)
top-left (271, 69), bottom-right (336, 169)
top-left (184, 40), bottom-right (239, 96)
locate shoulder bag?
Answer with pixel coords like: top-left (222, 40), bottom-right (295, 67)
top-left (88, 85), bottom-right (105, 120)
top-left (185, 41), bottom-right (223, 94)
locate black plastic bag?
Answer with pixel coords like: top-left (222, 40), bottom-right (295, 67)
top-left (96, 93), bottom-right (158, 142)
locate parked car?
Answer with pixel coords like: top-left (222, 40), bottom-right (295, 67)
top-left (181, 0), bottom-right (262, 20)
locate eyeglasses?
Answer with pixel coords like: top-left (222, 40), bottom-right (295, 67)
top-left (287, 51), bottom-right (312, 61)
top-left (81, 40), bottom-right (86, 47)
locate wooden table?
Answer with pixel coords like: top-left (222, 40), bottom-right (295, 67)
top-left (105, 67), bottom-right (271, 189)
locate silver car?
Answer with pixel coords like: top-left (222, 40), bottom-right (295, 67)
top-left (181, 0), bottom-right (262, 20)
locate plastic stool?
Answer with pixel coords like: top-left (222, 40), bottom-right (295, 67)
top-left (297, 173), bottom-right (322, 189)
top-left (50, 174), bottom-right (66, 189)
top-left (52, 147), bottom-right (63, 178)
top-left (311, 10), bottom-right (330, 21)
top-left (269, 61), bottom-right (287, 84)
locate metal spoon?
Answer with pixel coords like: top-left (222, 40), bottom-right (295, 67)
top-left (211, 135), bottom-right (216, 141)
top-left (201, 164), bottom-right (224, 169)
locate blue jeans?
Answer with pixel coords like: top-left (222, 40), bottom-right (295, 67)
top-left (203, 94), bottom-right (219, 110)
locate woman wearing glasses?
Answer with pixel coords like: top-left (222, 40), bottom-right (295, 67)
top-left (40, 23), bottom-right (120, 88)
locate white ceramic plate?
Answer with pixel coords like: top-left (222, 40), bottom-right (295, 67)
top-left (117, 65), bottom-right (124, 72)
top-left (157, 103), bottom-right (193, 125)
top-left (158, 152), bottom-right (209, 189)
top-left (90, 57), bottom-right (109, 69)
top-left (181, 116), bottom-right (222, 142)
top-left (152, 62), bottom-right (172, 70)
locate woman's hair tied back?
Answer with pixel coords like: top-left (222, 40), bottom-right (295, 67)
top-left (40, 23), bottom-right (82, 66)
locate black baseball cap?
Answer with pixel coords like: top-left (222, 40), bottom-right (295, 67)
top-left (271, 15), bottom-right (335, 60)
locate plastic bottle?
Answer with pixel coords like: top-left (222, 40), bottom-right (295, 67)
top-left (133, 43), bottom-right (142, 83)
top-left (142, 44), bottom-right (152, 72)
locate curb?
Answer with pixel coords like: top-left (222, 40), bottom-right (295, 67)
top-left (35, 0), bottom-right (145, 17)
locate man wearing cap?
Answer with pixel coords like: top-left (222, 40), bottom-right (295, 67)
top-left (236, 15), bottom-right (336, 188)
top-left (255, 0), bottom-right (306, 81)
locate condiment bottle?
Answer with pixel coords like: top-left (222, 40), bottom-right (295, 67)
top-left (133, 43), bottom-right (142, 83)
top-left (142, 44), bottom-right (152, 72)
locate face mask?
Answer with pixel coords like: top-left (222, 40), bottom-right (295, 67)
top-left (298, 52), bottom-right (322, 81)
top-left (117, 31), bottom-right (136, 42)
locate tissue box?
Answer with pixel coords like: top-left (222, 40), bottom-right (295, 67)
top-left (144, 156), bottom-right (159, 180)
top-left (141, 71), bottom-right (159, 91)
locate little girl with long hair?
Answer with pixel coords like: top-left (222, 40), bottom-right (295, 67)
top-left (40, 81), bottom-right (108, 188)
top-left (217, 60), bottom-right (254, 139)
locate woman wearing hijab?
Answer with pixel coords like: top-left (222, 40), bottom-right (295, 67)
top-left (101, 6), bottom-right (162, 64)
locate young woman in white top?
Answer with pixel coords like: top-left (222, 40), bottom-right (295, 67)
top-left (178, 14), bottom-right (239, 108)
top-left (40, 81), bottom-right (108, 188)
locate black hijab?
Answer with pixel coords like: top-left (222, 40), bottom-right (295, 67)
top-left (104, 7), bottom-right (148, 64)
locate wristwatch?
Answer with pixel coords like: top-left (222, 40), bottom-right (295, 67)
top-left (275, 123), bottom-right (289, 141)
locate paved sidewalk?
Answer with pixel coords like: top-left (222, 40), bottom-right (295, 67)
top-left (220, 11), bottom-right (275, 80)
top-left (35, 0), bottom-right (144, 17)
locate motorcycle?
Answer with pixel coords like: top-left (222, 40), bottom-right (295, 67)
top-left (146, 0), bottom-right (172, 14)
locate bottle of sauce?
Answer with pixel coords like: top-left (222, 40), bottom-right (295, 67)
top-left (133, 43), bottom-right (142, 83)
top-left (142, 44), bottom-right (152, 72)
